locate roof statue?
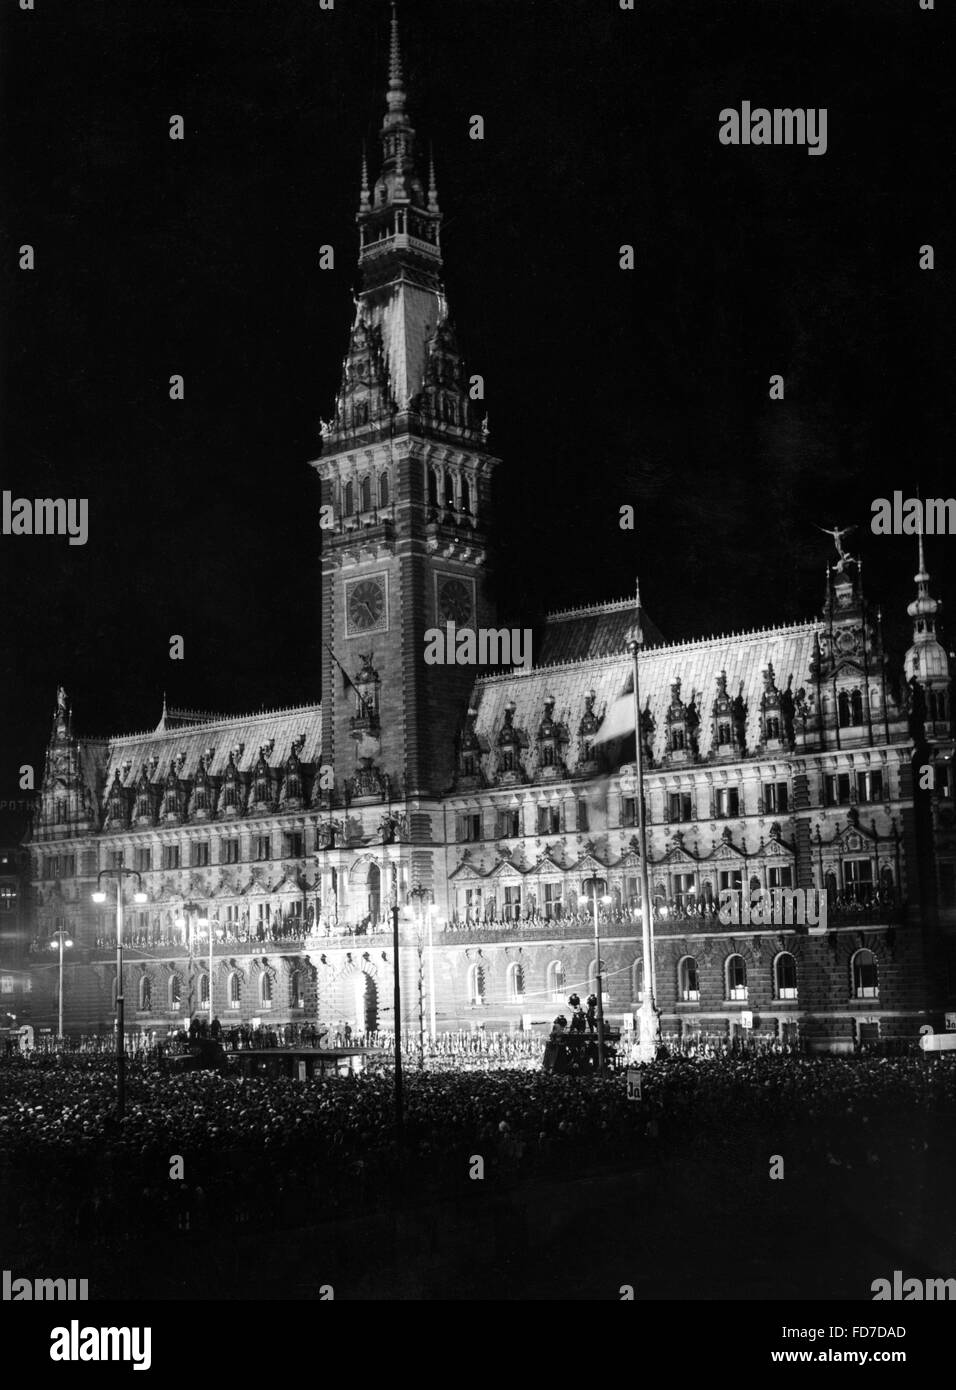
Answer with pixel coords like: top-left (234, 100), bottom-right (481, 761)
top-left (816, 523), bottom-right (857, 571)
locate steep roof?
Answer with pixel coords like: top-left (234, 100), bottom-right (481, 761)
top-left (469, 621), bottom-right (822, 766)
top-left (538, 598), bottom-right (665, 665)
top-left (95, 703), bottom-right (322, 797)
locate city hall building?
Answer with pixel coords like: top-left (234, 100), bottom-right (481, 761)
top-left (23, 11), bottom-right (956, 1052)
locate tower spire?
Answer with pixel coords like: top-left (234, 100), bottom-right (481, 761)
top-left (388, 1), bottom-right (405, 112)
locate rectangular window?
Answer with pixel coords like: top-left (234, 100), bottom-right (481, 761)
top-left (856, 770), bottom-right (884, 804)
top-left (715, 787), bottom-right (740, 818)
top-left (284, 832), bottom-right (304, 858)
top-left (133, 847), bottom-right (151, 873)
top-left (845, 860), bottom-right (874, 904)
top-left (767, 865), bottom-right (794, 889)
top-left (576, 801), bottom-right (590, 833)
top-left (503, 885), bottom-right (521, 920)
top-left (192, 841), bottom-right (210, 868)
top-left (222, 839), bottom-right (240, 865)
top-left (719, 869), bottom-right (742, 893)
top-left (0, 975), bottom-right (14, 994)
top-left (536, 805), bottom-right (561, 836)
top-left (668, 792), bottom-right (693, 823)
top-left (254, 835), bottom-right (272, 861)
top-left (109, 850), bottom-right (125, 870)
top-left (456, 813), bottom-right (482, 843)
top-left (0, 886), bottom-right (15, 911)
top-left (496, 809), bottom-right (520, 838)
top-left (763, 781), bottom-right (789, 814)
top-left (543, 882), bottom-right (563, 919)
top-left (825, 773), bottom-right (852, 807)
top-left (162, 845), bottom-right (180, 870)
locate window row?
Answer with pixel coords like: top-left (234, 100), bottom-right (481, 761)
top-left (132, 969), bottom-right (305, 1012)
top-left (341, 472), bottom-right (390, 516)
top-left (463, 950), bottom-right (881, 1007)
top-left (97, 832), bottom-right (306, 875)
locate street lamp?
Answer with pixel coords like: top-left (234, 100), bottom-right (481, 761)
top-left (48, 928), bottom-right (73, 1041)
top-left (92, 869), bottom-right (147, 1118)
top-left (628, 577), bottom-right (662, 1063)
top-left (584, 872), bottom-right (611, 1072)
top-left (409, 883), bottom-right (435, 1067)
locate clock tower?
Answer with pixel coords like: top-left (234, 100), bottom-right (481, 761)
top-left (310, 4), bottom-right (500, 805)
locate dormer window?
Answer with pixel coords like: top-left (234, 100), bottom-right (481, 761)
top-left (765, 715), bottom-right (780, 740)
top-left (717, 721), bottom-right (731, 745)
top-left (671, 727), bottom-right (685, 752)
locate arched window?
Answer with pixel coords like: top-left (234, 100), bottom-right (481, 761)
top-left (774, 952), bottom-right (797, 1000)
top-left (343, 481), bottom-right (354, 516)
top-left (547, 960), bottom-right (565, 1003)
top-left (228, 972), bottom-right (241, 1008)
top-left (379, 472), bottom-right (389, 508)
top-left (825, 871), bottom-right (838, 901)
top-left (717, 720), bottom-right (731, 745)
top-left (852, 948), bottom-right (879, 999)
top-left (428, 469), bottom-right (439, 509)
top-left (678, 956), bottom-right (699, 1002)
top-left (360, 476), bottom-right (372, 512)
top-left (444, 471), bottom-right (455, 508)
top-left (259, 972), bottom-right (273, 1008)
top-left (199, 974), bottom-right (209, 1008)
top-left (851, 689), bottom-right (864, 725)
top-left (461, 477), bottom-right (471, 513)
top-left (290, 970), bottom-right (303, 1009)
top-left (765, 715), bottom-right (780, 740)
top-left (467, 963), bottom-right (485, 1005)
top-left (838, 690), bottom-right (851, 727)
top-left (671, 727), bottom-right (685, 752)
top-left (632, 959), bottom-right (644, 1002)
top-left (726, 954), bottom-right (748, 1001)
top-left (139, 976), bottom-right (152, 1010)
top-left (169, 974), bottom-right (182, 1010)
top-left (507, 963), bottom-right (525, 1001)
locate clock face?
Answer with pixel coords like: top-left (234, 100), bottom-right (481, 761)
top-left (347, 577), bottom-right (387, 634)
top-left (438, 577), bottom-right (473, 624)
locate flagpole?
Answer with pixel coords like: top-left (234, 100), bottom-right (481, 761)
top-left (627, 578), bottom-right (661, 1063)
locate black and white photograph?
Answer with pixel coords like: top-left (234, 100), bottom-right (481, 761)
top-left (1, 0), bottom-right (954, 1344)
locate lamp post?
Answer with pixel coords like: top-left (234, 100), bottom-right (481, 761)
top-left (409, 882), bottom-right (435, 1067)
top-left (628, 577), bottom-right (662, 1063)
top-left (48, 928), bottom-right (73, 1041)
top-left (585, 872), bottom-right (611, 1071)
top-left (92, 869), bottom-right (147, 1118)
top-left (383, 830), bottom-right (404, 1145)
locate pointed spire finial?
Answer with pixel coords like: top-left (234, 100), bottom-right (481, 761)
top-left (427, 141), bottom-right (440, 213)
top-left (916, 486), bottom-right (928, 580)
top-left (359, 142), bottom-right (371, 212)
top-left (388, 1), bottom-right (405, 104)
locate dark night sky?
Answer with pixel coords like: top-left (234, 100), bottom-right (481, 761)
top-left (1, 0), bottom-right (953, 843)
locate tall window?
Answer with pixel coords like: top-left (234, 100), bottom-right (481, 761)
top-left (726, 954), bottom-right (748, 1001)
top-left (461, 477), bottom-right (471, 513)
top-left (255, 835), bottom-right (271, 861)
top-left (134, 847), bottom-right (151, 872)
top-left (228, 972), bottom-right (241, 1008)
top-left (775, 953), bottom-right (797, 1000)
top-left (824, 773), bottom-right (852, 807)
top-left (845, 860), bottom-right (874, 905)
top-left (259, 973), bottom-right (273, 1008)
top-left (856, 770), bottom-right (884, 803)
top-left (763, 781), bottom-right (789, 813)
top-left (543, 882), bottom-right (563, 920)
top-left (379, 472), bottom-right (389, 508)
top-left (496, 808), bottom-right (520, 838)
top-left (537, 805), bottom-right (561, 835)
top-left (668, 791), bottom-right (692, 823)
top-left (222, 839), bottom-right (240, 864)
top-left (284, 832), bottom-right (304, 858)
top-left (467, 963), bottom-right (486, 1005)
top-left (290, 970), bottom-right (303, 1009)
top-left (360, 476), bottom-right (372, 512)
top-left (764, 715), bottom-right (781, 740)
top-left (716, 720), bottom-right (732, 746)
top-left (444, 472), bottom-right (455, 508)
top-left (715, 787), bottom-right (740, 818)
top-left (456, 812), bottom-right (482, 842)
top-left (200, 974), bottom-right (210, 1008)
top-left (192, 841), bottom-right (210, 867)
top-left (139, 976), bottom-right (152, 1010)
top-left (344, 481), bottom-right (354, 515)
top-left (428, 469), bottom-right (439, 509)
top-left (767, 865), bottom-right (793, 889)
top-left (503, 885), bottom-right (521, 921)
top-left (632, 959), bottom-right (644, 1002)
top-left (852, 949), bottom-right (879, 998)
top-left (678, 956), bottom-right (699, 1002)
top-left (576, 800), bottom-right (590, 832)
top-left (169, 974), bottom-right (182, 1010)
top-left (507, 963), bottom-right (525, 1001)
top-left (547, 960), bottom-right (565, 1003)
top-left (162, 844), bottom-right (180, 870)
